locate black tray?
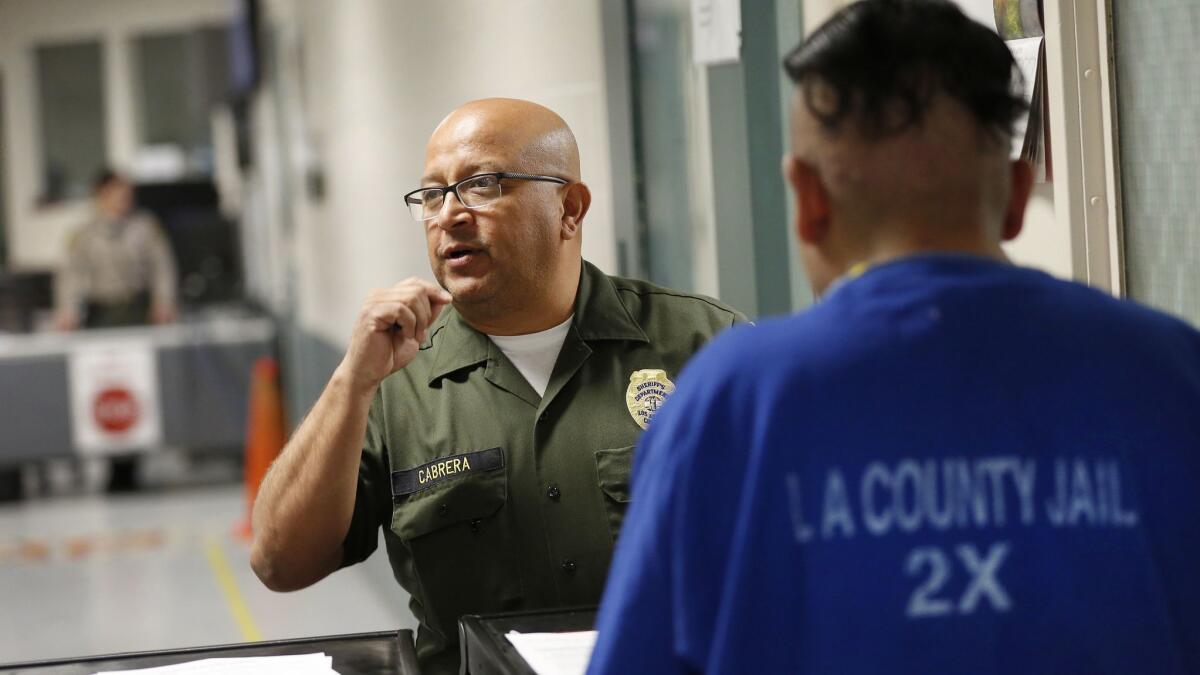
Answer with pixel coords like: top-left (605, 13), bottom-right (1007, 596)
top-left (458, 607), bottom-right (596, 675)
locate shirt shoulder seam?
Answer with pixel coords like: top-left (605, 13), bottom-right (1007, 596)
top-left (614, 285), bottom-right (739, 318)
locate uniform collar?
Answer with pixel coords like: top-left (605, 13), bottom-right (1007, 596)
top-left (573, 260), bottom-right (649, 343)
top-left (424, 309), bottom-right (490, 386)
top-left (425, 260), bottom-right (647, 386)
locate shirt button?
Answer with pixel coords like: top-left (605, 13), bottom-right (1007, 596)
top-left (539, 412), bottom-right (549, 422)
top-left (438, 503), bottom-right (449, 517)
top-left (469, 519), bottom-right (481, 533)
top-left (547, 484), bottom-right (561, 501)
top-left (561, 559), bottom-right (577, 576)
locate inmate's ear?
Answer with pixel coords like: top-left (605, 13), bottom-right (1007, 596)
top-left (783, 154), bottom-right (832, 245)
top-left (1003, 160), bottom-right (1033, 242)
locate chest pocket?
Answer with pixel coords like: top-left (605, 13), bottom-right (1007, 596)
top-left (595, 445), bottom-right (634, 541)
top-left (389, 450), bottom-right (522, 642)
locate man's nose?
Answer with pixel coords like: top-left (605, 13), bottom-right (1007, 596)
top-left (432, 190), bottom-right (472, 232)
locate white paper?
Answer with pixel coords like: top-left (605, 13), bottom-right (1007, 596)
top-left (69, 340), bottom-right (163, 455)
top-left (1008, 36), bottom-right (1044, 160)
top-left (1009, 37), bottom-right (1042, 103)
top-left (94, 652), bottom-right (338, 674)
top-left (505, 630), bottom-right (598, 675)
top-left (691, 0), bottom-right (740, 65)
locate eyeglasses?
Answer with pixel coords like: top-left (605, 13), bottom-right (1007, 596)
top-left (404, 172), bottom-right (569, 222)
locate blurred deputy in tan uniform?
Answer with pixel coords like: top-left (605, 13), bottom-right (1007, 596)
top-left (55, 169), bottom-right (178, 330)
top-left (250, 98), bottom-right (744, 672)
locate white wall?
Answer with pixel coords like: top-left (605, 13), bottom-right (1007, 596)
top-left (262, 0), bottom-right (618, 348)
top-left (0, 0), bottom-right (234, 271)
top-left (1003, 182), bottom-right (1071, 278)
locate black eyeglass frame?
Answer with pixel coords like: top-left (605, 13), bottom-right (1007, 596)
top-left (403, 172), bottom-right (569, 221)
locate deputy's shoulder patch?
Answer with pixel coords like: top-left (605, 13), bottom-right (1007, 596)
top-left (626, 369), bottom-right (675, 430)
top-left (390, 447), bottom-right (504, 497)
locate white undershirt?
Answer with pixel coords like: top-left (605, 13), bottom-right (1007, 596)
top-left (487, 315), bottom-right (574, 397)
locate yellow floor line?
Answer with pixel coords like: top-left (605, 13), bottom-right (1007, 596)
top-left (204, 537), bottom-right (264, 642)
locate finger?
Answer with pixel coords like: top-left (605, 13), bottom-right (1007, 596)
top-left (376, 280), bottom-right (447, 308)
top-left (373, 280), bottom-right (450, 337)
top-left (428, 289), bottom-right (452, 320)
top-left (407, 292), bottom-right (432, 337)
top-left (390, 277), bottom-right (440, 296)
top-left (391, 304), bottom-right (418, 340)
top-left (412, 299), bottom-right (435, 345)
top-left (371, 302), bottom-right (416, 338)
top-left (406, 280), bottom-right (452, 326)
top-left (408, 278), bottom-right (452, 305)
top-left (367, 299), bottom-right (427, 343)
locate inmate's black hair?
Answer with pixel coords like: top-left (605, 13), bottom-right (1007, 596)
top-left (783, 0), bottom-right (1027, 142)
top-left (92, 167), bottom-right (124, 193)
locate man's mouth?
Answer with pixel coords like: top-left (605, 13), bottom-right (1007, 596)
top-left (442, 245), bottom-right (485, 269)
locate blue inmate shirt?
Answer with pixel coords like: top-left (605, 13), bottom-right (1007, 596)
top-left (589, 254), bottom-right (1200, 675)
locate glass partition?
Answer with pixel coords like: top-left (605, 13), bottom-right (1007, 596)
top-left (1114, 0), bottom-right (1200, 327)
top-left (628, 0), bottom-right (697, 293)
top-left (133, 27), bottom-right (229, 178)
top-left (35, 40), bottom-right (107, 203)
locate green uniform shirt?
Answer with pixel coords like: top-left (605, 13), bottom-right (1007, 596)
top-left (341, 261), bottom-right (744, 673)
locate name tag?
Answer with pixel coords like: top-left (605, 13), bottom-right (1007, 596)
top-left (391, 447), bottom-right (504, 496)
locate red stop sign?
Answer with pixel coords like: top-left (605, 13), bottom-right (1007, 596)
top-left (93, 388), bottom-right (140, 433)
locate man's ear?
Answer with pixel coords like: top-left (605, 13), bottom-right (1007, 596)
top-left (783, 154), bottom-right (831, 245)
top-left (1003, 160), bottom-right (1033, 242)
top-left (561, 182), bottom-right (591, 240)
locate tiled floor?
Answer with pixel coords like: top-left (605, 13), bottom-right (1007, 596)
top-left (0, 484), bottom-right (416, 664)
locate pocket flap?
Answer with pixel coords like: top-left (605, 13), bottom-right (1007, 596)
top-left (595, 445), bottom-right (635, 503)
top-left (391, 453), bottom-right (506, 541)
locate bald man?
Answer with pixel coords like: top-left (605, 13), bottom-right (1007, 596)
top-left (590, 1), bottom-right (1200, 673)
top-left (250, 98), bottom-right (743, 672)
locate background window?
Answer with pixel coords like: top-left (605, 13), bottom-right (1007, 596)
top-left (132, 27), bottom-right (229, 179)
top-left (1, 71), bottom-right (8, 265)
top-left (628, 0), bottom-right (696, 293)
top-left (35, 41), bottom-right (107, 204)
top-left (626, 0), bottom-right (805, 317)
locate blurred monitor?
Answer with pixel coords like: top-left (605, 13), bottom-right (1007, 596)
top-left (134, 181), bottom-right (244, 308)
top-left (0, 271), bottom-right (53, 333)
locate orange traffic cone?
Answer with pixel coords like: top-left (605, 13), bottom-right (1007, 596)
top-left (236, 357), bottom-right (287, 539)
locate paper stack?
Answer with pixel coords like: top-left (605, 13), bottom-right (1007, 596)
top-left (993, 0), bottom-right (1051, 181)
top-left (94, 652), bottom-right (339, 674)
top-left (505, 631), bottom-right (598, 675)
top-left (1008, 36), bottom-right (1049, 182)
